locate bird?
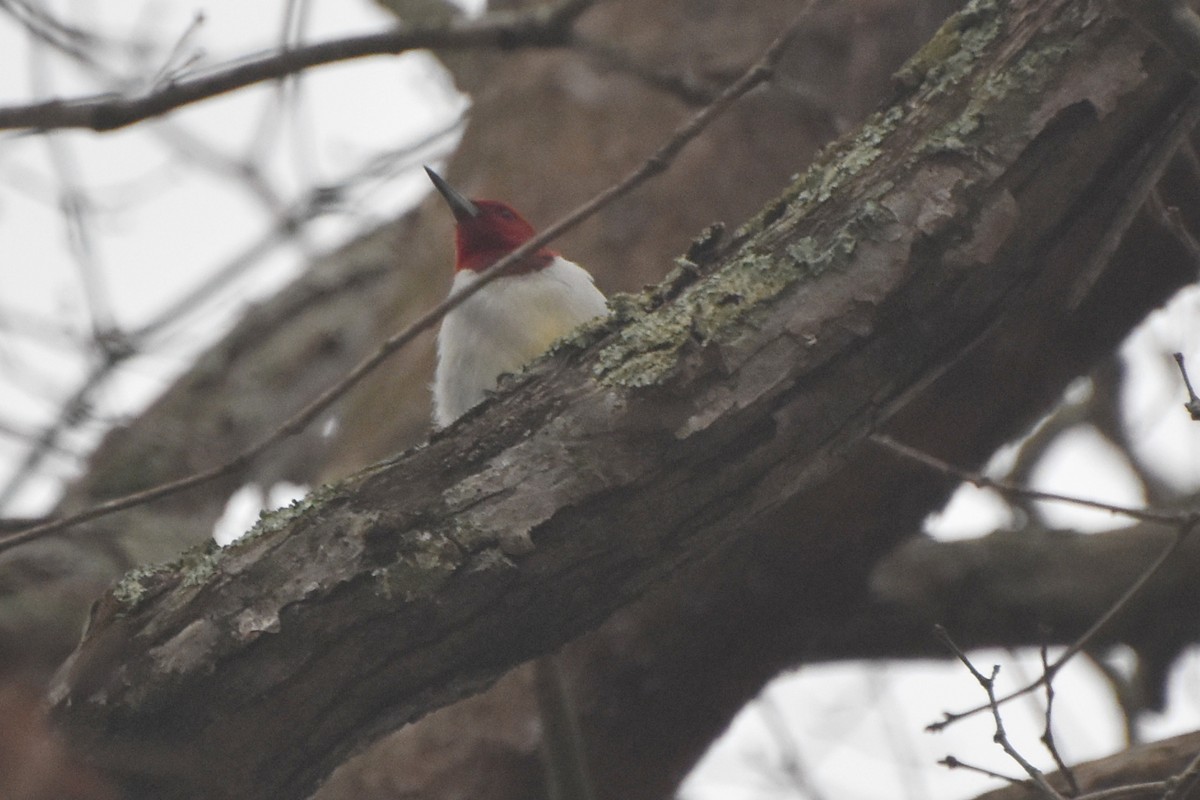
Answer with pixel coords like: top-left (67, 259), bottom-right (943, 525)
top-left (425, 166), bottom-right (609, 428)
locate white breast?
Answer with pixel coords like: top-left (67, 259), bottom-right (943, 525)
top-left (433, 257), bottom-right (608, 427)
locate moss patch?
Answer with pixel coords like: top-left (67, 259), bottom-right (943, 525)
top-left (587, 0), bottom-right (1089, 392)
top-left (111, 563), bottom-right (165, 611)
top-left (235, 485), bottom-right (337, 544)
top-left (372, 530), bottom-right (463, 601)
top-left (895, 0), bottom-right (1004, 95)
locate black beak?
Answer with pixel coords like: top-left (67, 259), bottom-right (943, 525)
top-left (424, 166), bottom-right (481, 221)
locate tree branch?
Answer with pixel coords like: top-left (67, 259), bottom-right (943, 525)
top-left (0, 0), bottom-right (595, 132)
top-left (933, 630), bottom-right (1067, 800)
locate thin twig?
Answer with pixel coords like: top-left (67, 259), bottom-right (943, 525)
top-left (0, 0), bottom-right (596, 132)
top-left (1040, 641), bottom-right (1080, 795)
top-left (934, 626), bottom-right (1069, 800)
top-left (874, 436), bottom-right (1198, 732)
top-left (1075, 783), bottom-right (1169, 800)
top-left (938, 755), bottom-right (1025, 785)
top-left (3, 15), bottom-right (808, 551)
top-left (131, 117), bottom-right (464, 345)
top-left (0, 419), bottom-right (73, 453)
top-left (0, 26), bottom-right (127, 511)
top-left (0, 0), bottom-right (122, 74)
top-left (1083, 650), bottom-right (1140, 746)
top-left (871, 434), bottom-right (1190, 526)
top-left (11, 3), bottom-right (295, 220)
top-left (27, 24), bottom-right (118, 343)
top-left (0, 358), bottom-right (115, 510)
top-left (0, 302), bottom-right (83, 349)
top-left (1171, 353), bottom-right (1200, 420)
top-left (147, 11), bottom-right (207, 89)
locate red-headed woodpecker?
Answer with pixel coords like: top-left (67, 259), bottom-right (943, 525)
top-left (425, 167), bottom-right (608, 427)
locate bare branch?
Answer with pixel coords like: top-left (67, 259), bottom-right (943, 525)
top-left (147, 11), bottom-right (208, 89)
top-left (940, 755), bottom-right (1025, 786)
top-left (1076, 783), bottom-right (1170, 800)
top-left (872, 435), bottom-right (1192, 527)
top-left (0, 0), bottom-right (597, 132)
top-left (1083, 650), bottom-right (1140, 746)
top-left (0, 361), bottom-right (117, 510)
top-left (0, 0), bottom-right (126, 75)
top-left (934, 627), bottom-right (1068, 800)
top-left (1171, 352), bottom-right (1200, 421)
top-left (1039, 642), bottom-right (1079, 795)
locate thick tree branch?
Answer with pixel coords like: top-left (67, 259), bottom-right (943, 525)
top-left (855, 524), bottom-right (1200, 668)
top-left (47, 1), bottom-right (1200, 798)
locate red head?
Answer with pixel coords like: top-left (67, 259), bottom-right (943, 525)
top-left (425, 167), bottom-right (555, 274)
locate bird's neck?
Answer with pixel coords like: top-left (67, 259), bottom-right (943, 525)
top-left (457, 246), bottom-right (556, 275)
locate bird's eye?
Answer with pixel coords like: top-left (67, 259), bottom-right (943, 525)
top-left (497, 208), bottom-right (515, 220)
